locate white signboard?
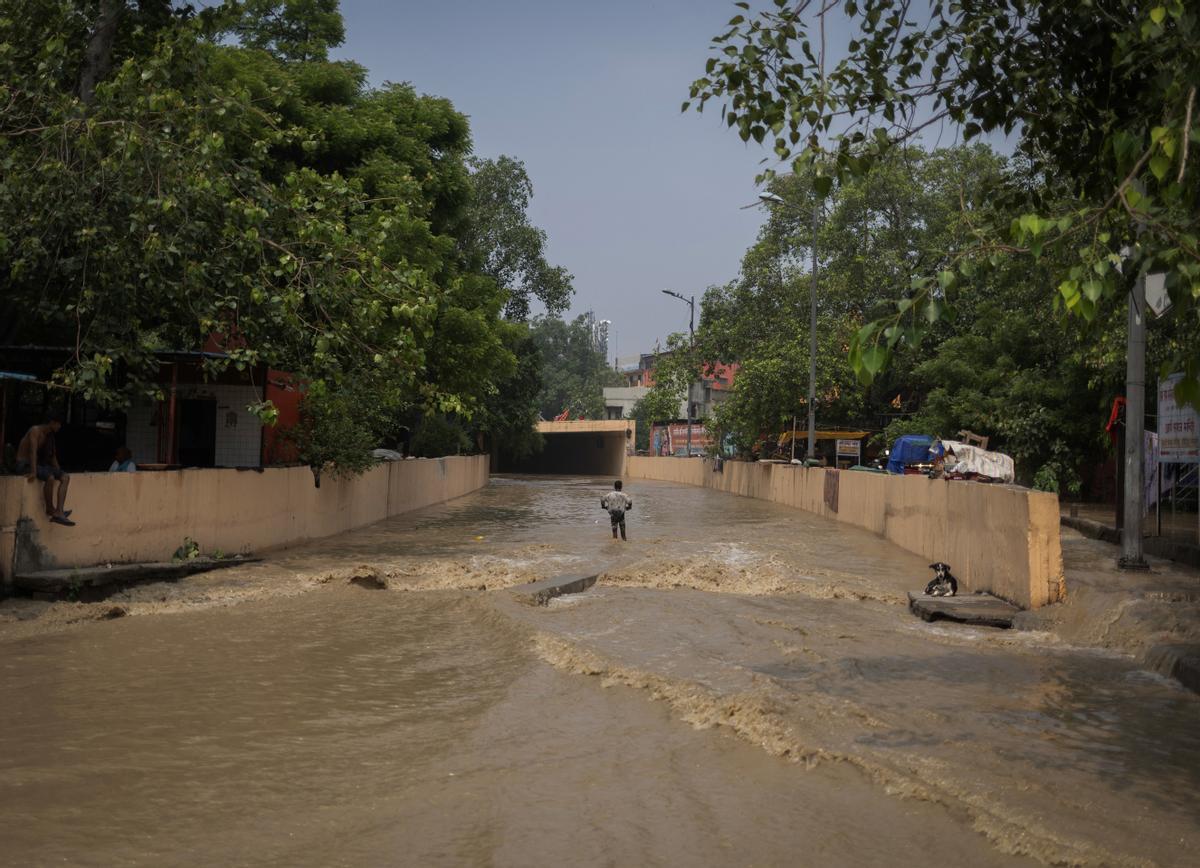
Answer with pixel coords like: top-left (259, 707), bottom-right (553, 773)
top-left (836, 438), bottom-right (862, 461)
top-left (1158, 374), bottom-right (1200, 463)
top-left (1145, 272), bottom-right (1171, 317)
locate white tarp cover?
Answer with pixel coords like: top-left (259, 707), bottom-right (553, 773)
top-left (940, 440), bottom-right (1016, 483)
top-left (371, 448), bottom-right (405, 461)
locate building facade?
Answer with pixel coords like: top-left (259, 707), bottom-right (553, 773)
top-left (608, 350), bottom-right (739, 422)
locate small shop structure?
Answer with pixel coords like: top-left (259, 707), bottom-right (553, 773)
top-left (0, 346), bottom-right (302, 473)
top-left (771, 429), bottom-right (871, 467)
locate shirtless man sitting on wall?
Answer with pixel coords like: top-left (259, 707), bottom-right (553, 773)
top-left (15, 413), bottom-right (75, 526)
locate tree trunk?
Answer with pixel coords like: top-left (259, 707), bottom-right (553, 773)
top-left (78, 0), bottom-right (124, 106)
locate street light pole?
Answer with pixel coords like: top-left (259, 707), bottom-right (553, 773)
top-left (759, 191), bottom-right (818, 461)
top-left (807, 199), bottom-right (818, 463)
top-left (662, 289), bottom-right (696, 457)
top-left (1120, 273), bottom-right (1149, 569)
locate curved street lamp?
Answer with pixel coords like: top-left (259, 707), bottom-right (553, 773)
top-left (661, 289), bottom-right (696, 457)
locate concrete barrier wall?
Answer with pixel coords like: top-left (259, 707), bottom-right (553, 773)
top-left (626, 457), bottom-right (1064, 609)
top-left (0, 456), bottom-right (489, 585)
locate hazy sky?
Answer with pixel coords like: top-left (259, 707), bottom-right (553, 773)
top-left (334, 0), bottom-right (775, 362)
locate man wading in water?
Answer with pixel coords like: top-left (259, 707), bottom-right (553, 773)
top-left (601, 480), bottom-right (633, 541)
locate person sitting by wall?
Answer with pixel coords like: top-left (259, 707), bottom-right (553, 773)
top-left (15, 412), bottom-right (74, 526)
top-left (109, 445), bottom-right (137, 473)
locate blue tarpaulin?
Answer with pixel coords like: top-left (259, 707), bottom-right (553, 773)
top-left (887, 435), bottom-right (942, 474)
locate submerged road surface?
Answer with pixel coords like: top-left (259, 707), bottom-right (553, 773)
top-left (0, 476), bottom-right (1197, 867)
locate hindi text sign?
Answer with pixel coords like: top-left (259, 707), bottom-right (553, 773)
top-left (1158, 374), bottom-right (1200, 463)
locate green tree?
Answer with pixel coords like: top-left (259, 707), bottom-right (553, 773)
top-left (883, 263), bottom-right (1102, 491)
top-left (230, 0), bottom-right (345, 62)
top-left (286, 378), bottom-right (386, 481)
top-left (695, 147), bottom-right (990, 450)
top-left (461, 156), bottom-right (574, 321)
top-left (689, 0), bottom-right (1200, 405)
top-left (476, 322), bottom-right (545, 463)
top-left (530, 314), bottom-right (621, 419)
top-left (409, 413), bottom-right (472, 458)
top-left (625, 333), bottom-right (694, 452)
top-left (629, 388), bottom-right (681, 452)
top-left (0, 1), bottom-right (525, 473)
top-left (646, 331), bottom-right (693, 406)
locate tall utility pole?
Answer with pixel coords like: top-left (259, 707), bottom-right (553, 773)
top-left (662, 289), bottom-right (696, 457)
top-left (759, 191), bottom-right (819, 462)
top-left (807, 199), bottom-right (818, 463)
top-left (1120, 273), bottom-right (1150, 570)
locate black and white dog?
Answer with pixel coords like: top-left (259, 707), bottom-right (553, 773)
top-left (924, 562), bottom-right (958, 597)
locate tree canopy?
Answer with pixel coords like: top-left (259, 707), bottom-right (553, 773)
top-left (688, 0), bottom-right (1200, 406)
top-left (529, 314), bottom-right (621, 420)
top-left (231, 0), bottom-right (345, 62)
top-left (1, 0), bottom-right (573, 470)
top-left (461, 156), bottom-right (574, 321)
top-left (689, 143), bottom-right (1200, 489)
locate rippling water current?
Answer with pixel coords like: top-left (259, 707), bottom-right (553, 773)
top-left (1, 476), bottom-right (1196, 867)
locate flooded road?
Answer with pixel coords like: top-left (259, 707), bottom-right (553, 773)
top-left (1, 476), bottom-right (1197, 866)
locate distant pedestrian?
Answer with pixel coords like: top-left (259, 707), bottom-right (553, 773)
top-left (109, 446), bottom-right (137, 473)
top-left (601, 479), bottom-right (633, 541)
top-left (15, 412), bottom-right (74, 526)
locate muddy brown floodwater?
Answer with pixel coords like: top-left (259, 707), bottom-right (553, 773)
top-left (0, 476), bottom-right (1197, 867)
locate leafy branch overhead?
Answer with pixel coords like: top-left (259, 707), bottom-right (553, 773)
top-left (687, 0), bottom-right (1200, 405)
top-left (0, 0), bottom-right (572, 470)
top-left (693, 144), bottom-right (1196, 488)
top-left (461, 156), bottom-right (574, 322)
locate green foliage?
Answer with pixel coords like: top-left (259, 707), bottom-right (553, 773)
top-left (1032, 466), bottom-right (1061, 495)
top-left (643, 332), bottom-right (695, 407)
top-left (691, 142), bottom-right (1185, 483)
top-left (530, 315), bottom-right (621, 419)
top-left (477, 322), bottom-right (545, 462)
top-left (880, 271), bottom-right (1104, 489)
top-left (630, 383), bottom-right (683, 452)
top-left (410, 414), bottom-right (472, 459)
top-left (697, 149), bottom-right (976, 450)
top-left (690, 0), bottom-right (1200, 406)
top-left (172, 537), bottom-right (200, 562)
top-left (461, 156), bottom-right (574, 321)
top-left (287, 380), bottom-right (384, 478)
top-left (0, 1), bottom-right (549, 473)
top-left (632, 385), bottom-right (682, 426)
top-left (230, 0), bottom-right (345, 62)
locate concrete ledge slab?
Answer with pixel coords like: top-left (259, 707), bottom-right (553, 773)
top-left (511, 573), bottom-right (599, 606)
top-left (907, 591), bottom-right (1019, 629)
top-left (1143, 644), bottom-right (1200, 695)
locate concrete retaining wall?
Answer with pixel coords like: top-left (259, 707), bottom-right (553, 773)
top-left (0, 456), bottom-right (489, 586)
top-left (626, 457), bottom-right (1064, 609)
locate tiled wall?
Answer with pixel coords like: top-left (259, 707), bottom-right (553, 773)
top-left (123, 384), bottom-right (263, 467)
top-left (123, 401), bottom-right (159, 466)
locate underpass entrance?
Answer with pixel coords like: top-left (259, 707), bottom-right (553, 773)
top-left (495, 420), bottom-right (634, 477)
